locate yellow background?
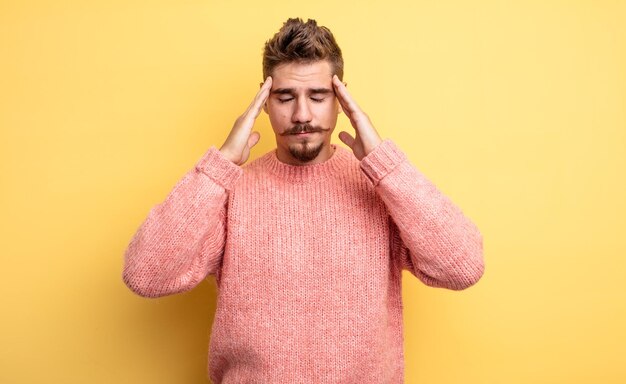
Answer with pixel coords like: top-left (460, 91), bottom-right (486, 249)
top-left (1, 0), bottom-right (625, 383)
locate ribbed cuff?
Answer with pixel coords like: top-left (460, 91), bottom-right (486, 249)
top-left (194, 146), bottom-right (243, 190)
top-left (359, 139), bottom-right (407, 186)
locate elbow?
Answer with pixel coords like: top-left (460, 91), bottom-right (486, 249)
top-left (122, 268), bottom-right (167, 299)
top-left (416, 227), bottom-right (485, 291)
top-left (447, 234), bottom-right (485, 290)
top-left (428, 229), bottom-right (485, 291)
top-left (417, 255), bottom-right (485, 291)
top-left (448, 257), bottom-right (485, 290)
top-left (121, 241), bottom-right (175, 298)
top-left (122, 264), bottom-right (203, 298)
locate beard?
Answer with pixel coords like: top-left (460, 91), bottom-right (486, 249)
top-left (282, 123), bottom-right (329, 162)
top-left (288, 140), bottom-right (325, 162)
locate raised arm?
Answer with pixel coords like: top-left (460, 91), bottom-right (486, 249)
top-left (361, 140), bottom-right (484, 290)
top-left (122, 77), bottom-right (273, 298)
top-left (122, 148), bottom-right (242, 297)
top-left (332, 75), bottom-right (484, 290)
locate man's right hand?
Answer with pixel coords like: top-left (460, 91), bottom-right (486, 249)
top-left (219, 77), bottom-right (273, 166)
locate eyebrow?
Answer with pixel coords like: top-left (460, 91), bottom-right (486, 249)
top-left (271, 87), bottom-right (334, 95)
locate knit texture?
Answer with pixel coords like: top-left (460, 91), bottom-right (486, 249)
top-left (122, 139), bottom-right (485, 383)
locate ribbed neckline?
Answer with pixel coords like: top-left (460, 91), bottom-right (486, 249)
top-left (260, 143), bottom-right (354, 182)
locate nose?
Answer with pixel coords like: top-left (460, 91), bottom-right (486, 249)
top-left (291, 98), bottom-right (313, 124)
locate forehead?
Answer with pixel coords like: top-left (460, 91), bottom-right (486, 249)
top-left (270, 61), bottom-right (333, 90)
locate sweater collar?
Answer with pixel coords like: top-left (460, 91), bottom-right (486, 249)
top-left (262, 143), bottom-right (353, 182)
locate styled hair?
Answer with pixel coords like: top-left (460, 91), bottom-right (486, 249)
top-left (263, 18), bottom-right (344, 80)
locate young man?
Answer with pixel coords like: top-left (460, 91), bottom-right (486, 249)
top-left (123, 18), bottom-right (485, 383)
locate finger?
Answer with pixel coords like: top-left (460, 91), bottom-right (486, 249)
top-left (247, 131), bottom-right (260, 148)
top-left (331, 75), bottom-right (350, 113)
top-left (332, 75), bottom-right (360, 115)
top-left (338, 131), bottom-right (355, 148)
top-left (252, 76), bottom-right (273, 114)
top-left (246, 76), bottom-right (273, 119)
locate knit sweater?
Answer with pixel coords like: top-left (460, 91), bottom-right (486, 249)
top-left (122, 139), bottom-right (485, 383)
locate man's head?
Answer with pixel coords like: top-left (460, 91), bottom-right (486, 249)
top-left (262, 18), bottom-right (344, 165)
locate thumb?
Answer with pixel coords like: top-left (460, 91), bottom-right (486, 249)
top-left (248, 131), bottom-right (261, 148)
top-left (338, 131), bottom-right (355, 148)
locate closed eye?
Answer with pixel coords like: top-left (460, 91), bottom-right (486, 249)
top-left (276, 96), bottom-right (325, 103)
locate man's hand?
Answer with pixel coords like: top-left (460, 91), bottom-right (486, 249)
top-left (220, 77), bottom-right (273, 165)
top-left (332, 75), bottom-right (382, 160)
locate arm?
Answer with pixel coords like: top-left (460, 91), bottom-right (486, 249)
top-left (331, 75), bottom-right (484, 290)
top-left (122, 147), bottom-right (242, 298)
top-left (123, 77), bottom-right (273, 298)
top-left (360, 139), bottom-right (484, 290)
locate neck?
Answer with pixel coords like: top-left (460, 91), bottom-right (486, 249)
top-left (264, 143), bottom-right (350, 183)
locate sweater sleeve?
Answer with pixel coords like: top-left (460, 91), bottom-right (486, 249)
top-left (122, 146), bottom-right (242, 298)
top-left (360, 139), bottom-right (485, 290)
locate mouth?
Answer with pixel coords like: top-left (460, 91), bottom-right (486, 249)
top-left (291, 131), bottom-right (317, 137)
top-left (285, 124), bottom-right (325, 137)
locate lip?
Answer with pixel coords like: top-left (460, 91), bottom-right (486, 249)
top-left (291, 132), bottom-right (316, 137)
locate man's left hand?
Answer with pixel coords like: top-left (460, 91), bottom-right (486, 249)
top-left (332, 75), bottom-right (382, 160)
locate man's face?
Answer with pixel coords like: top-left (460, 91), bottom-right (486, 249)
top-left (264, 60), bottom-right (341, 165)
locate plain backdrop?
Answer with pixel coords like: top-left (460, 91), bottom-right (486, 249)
top-left (1, 0), bottom-right (625, 383)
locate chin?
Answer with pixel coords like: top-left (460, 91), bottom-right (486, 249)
top-left (287, 140), bottom-right (325, 163)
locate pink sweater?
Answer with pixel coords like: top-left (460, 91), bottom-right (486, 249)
top-left (122, 139), bottom-right (484, 383)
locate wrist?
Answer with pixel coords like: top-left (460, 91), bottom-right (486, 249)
top-left (219, 147), bottom-right (238, 164)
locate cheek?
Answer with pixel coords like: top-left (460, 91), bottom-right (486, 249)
top-left (267, 106), bottom-right (291, 132)
top-left (267, 103), bottom-right (285, 118)
top-left (315, 103), bottom-right (339, 122)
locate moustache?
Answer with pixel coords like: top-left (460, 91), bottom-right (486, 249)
top-left (282, 124), bottom-right (330, 136)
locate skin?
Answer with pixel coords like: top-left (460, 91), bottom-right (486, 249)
top-left (263, 61), bottom-right (339, 165)
top-left (219, 60), bottom-right (382, 166)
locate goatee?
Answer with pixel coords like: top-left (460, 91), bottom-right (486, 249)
top-left (288, 140), bottom-right (324, 162)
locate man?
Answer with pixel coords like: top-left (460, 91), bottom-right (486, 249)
top-left (123, 18), bottom-right (485, 383)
